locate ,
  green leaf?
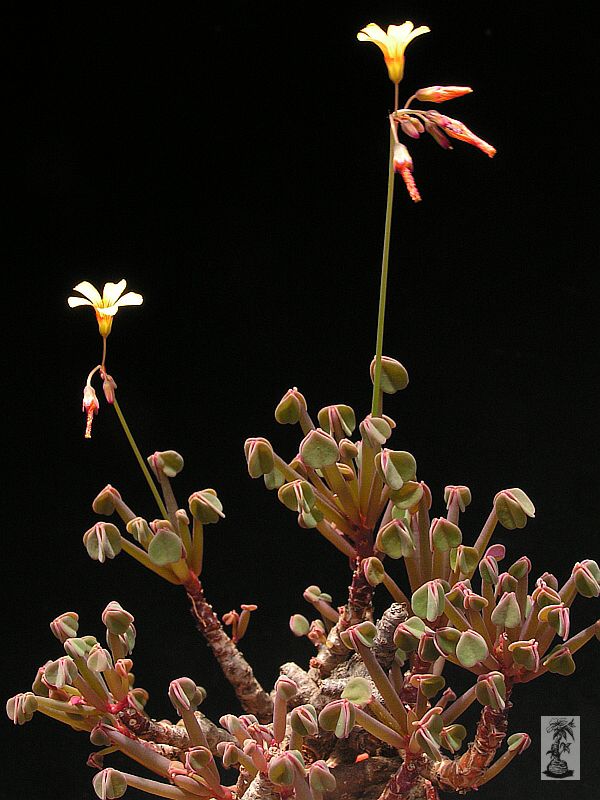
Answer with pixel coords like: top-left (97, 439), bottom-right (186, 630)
top-left (317, 405), bottom-right (356, 436)
top-left (298, 507), bottom-right (324, 528)
top-left (411, 674), bottom-right (445, 699)
top-left (102, 601), bottom-right (134, 635)
top-left (318, 700), bottom-right (356, 739)
top-left (375, 518), bottom-right (414, 558)
top-left (490, 592), bottom-right (521, 628)
top-left (309, 762), bottom-right (336, 793)
top-left (188, 489), bottom-right (225, 524)
top-left (369, 356), bottom-right (409, 393)
top-left (83, 522), bottom-right (122, 562)
top-left (475, 672), bottom-right (506, 710)
top-left (187, 748), bottom-right (213, 773)
top-left (434, 627), bottom-right (460, 656)
top-left (456, 545), bottom-right (479, 575)
top-left (390, 481), bottom-right (424, 509)
top-left (543, 645), bottom-right (576, 676)
top-left (290, 704), bottom-right (319, 736)
top-left (507, 733), bottom-right (531, 754)
top-left (363, 556), bottom-right (386, 586)
top-left (63, 635), bottom-right (98, 659)
top-left (419, 632), bottom-right (441, 662)
top-left (268, 757), bottom-right (295, 787)
top-left (443, 485), bottom-right (472, 512)
top-left (340, 621), bottom-right (377, 650)
top-left (147, 529), bottom-right (182, 566)
top-left (341, 677), bottom-right (372, 705)
top-left (289, 614), bottom-right (310, 636)
top-left (375, 449), bottom-right (417, 490)
top-left (275, 389), bottom-right (306, 424)
top-left (278, 480), bottom-right (315, 512)
top-left (360, 415), bottom-right (393, 447)
top-left (264, 467), bottom-right (285, 490)
top-left (430, 518), bottom-right (462, 552)
top-left (393, 617), bottom-right (428, 651)
top-left (92, 485), bottom-right (121, 515)
top-left (455, 630), bottom-right (488, 668)
top-left (300, 429), bottom-right (339, 469)
top-left (441, 724), bottom-right (467, 752)
top-left (412, 581), bottom-right (446, 622)
top-left (508, 556), bottom-right (531, 580)
top-left (150, 450), bottom-right (184, 478)
top-left (6, 692), bottom-right (38, 725)
top-left (243, 437), bottom-right (275, 478)
top-left (494, 488), bottom-right (535, 530)
top-left (92, 768), bottom-right (128, 799)
top-left (573, 559), bottom-right (600, 597)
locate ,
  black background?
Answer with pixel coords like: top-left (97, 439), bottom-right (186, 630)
top-left (4, 1), bottom-right (599, 798)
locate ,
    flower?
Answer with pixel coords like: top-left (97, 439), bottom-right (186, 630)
top-left (68, 279), bottom-right (143, 337)
top-left (357, 21), bottom-right (430, 84)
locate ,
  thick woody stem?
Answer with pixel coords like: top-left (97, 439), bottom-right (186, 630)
top-left (183, 573), bottom-right (273, 721)
top-left (310, 562), bottom-right (375, 677)
top-left (430, 695), bottom-right (511, 792)
top-left (332, 756), bottom-right (403, 800)
top-left (240, 773), bottom-right (278, 799)
top-left (372, 604), bottom-right (409, 671)
top-left (378, 754), bottom-right (438, 800)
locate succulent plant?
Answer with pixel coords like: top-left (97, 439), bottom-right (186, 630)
top-left (7, 14), bottom-right (598, 800)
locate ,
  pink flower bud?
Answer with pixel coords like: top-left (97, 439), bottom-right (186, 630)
top-left (415, 85), bottom-right (473, 103)
top-left (393, 143), bottom-right (421, 202)
top-left (426, 111), bottom-right (496, 157)
top-left (82, 384), bottom-right (100, 438)
top-left (424, 119), bottom-right (452, 149)
top-left (101, 372), bottom-right (117, 404)
top-left (398, 114), bottom-right (424, 139)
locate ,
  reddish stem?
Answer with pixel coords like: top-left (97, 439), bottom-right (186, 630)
top-left (342, 560), bottom-right (376, 627)
top-left (472, 510), bottom-right (498, 563)
top-left (440, 685), bottom-right (477, 726)
top-left (432, 693), bottom-right (512, 792)
top-left (309, 561), bottom-right (375, 677)
top-left (182, 573), bottom-right (273, 721)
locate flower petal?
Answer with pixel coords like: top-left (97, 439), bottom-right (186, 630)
top-left (68, 297), bottom-right (93, 308)
top-left (115, 291), bottom-right (143, 308)
top-left (102, 279), bottom-right (127, 307)
top-left (72, 281), bottom-right (102, 305)
top-left (96, 305), bottom-right (120, 316)
top-left (357, 24), bottom-right (391, 56)
top-left (405, 25), bottom-right (431, 44)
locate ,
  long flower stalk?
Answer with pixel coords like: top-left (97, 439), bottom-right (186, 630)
top-left (112, 398), bottom-right (169, 519)
top-left (371, 128), bottom-right (396, 417)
